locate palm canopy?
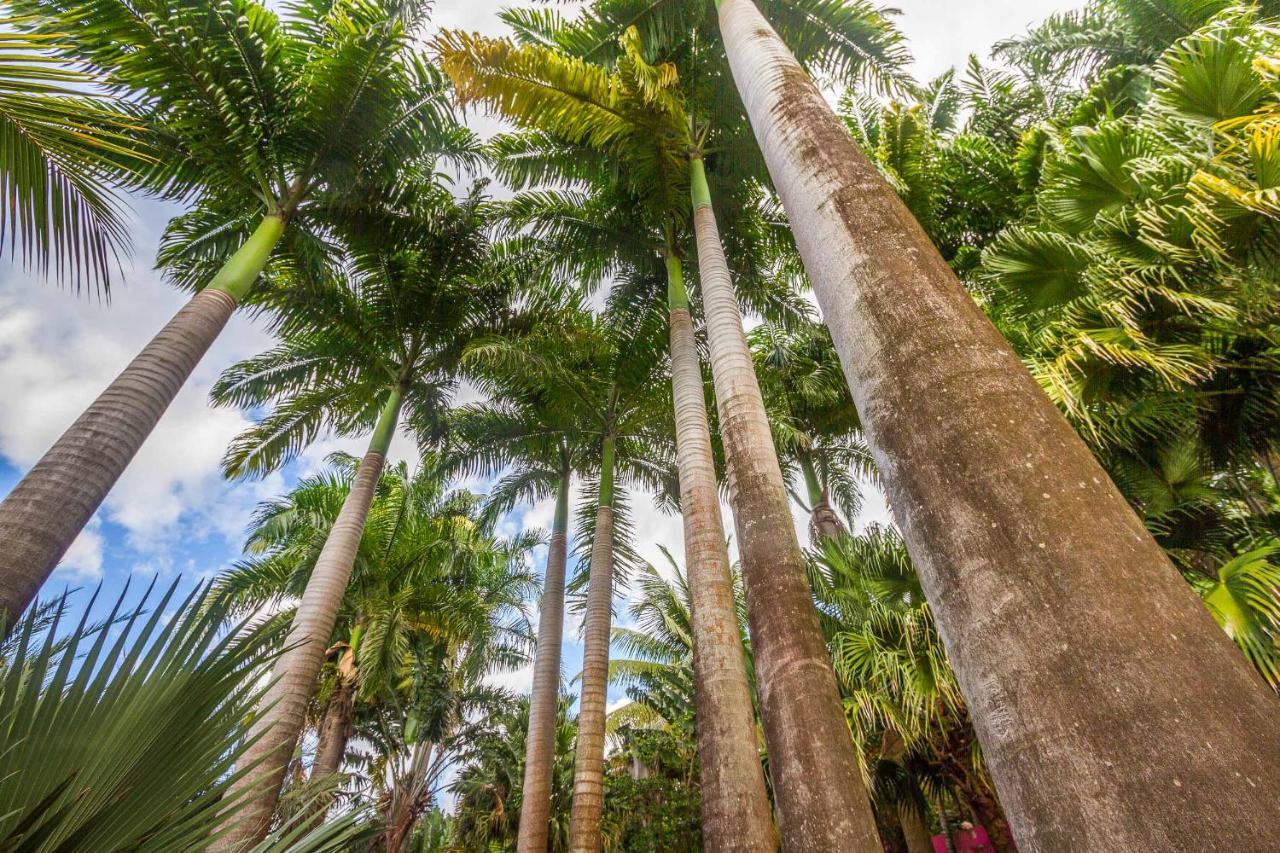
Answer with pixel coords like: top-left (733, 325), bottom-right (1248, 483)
top-left (751, 320), bottom-right (877, 524)
top-left (607, 549), bottom-right (753, 734)
top-left (995, 0), bottom-right (1280, 86)
top-left (457, 307), bottom-right (677, 577)
top-left (209, 185), bottom-right (549, 478)
top-left (439, 25), bottom-right (808, 326)
top-left (215, 453), bottom-right (537, 705)
top-left (14, 0), bottom-right (475, 300)
top-left (0, 26), bottom-right (152, 293)
top-left (496, 0), bottom-right (910, 95)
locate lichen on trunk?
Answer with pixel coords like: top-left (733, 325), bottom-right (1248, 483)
top-left (714, 0), bottom-right (1280, 847)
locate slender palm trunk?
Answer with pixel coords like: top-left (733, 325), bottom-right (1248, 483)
top-left (799, 453), bottom-right (846, 542)
top-left (898, 803), bottom-right (932, 853)
top-left (714, 1), bottom-right (1280, 847)
top-left (218, 387), bottom-right (403, 849)
top-left (666, 256), bottom-right (774, 852)
top-left (311, 644), bottom-right (358, 784)
top-left (690, 156), bottom-right (878, 850)
top-left (0, 214), bottom-right (286, 625)
top-left (517, 466), bottom-right (572, 852)
top-left (568, 436), bottom-right (615, 852)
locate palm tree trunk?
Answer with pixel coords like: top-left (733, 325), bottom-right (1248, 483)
top-left (714, 1), bottom-right (1280, 847)
top-left (690, 156), bottom-right (879, 851)
top-left (0, 214), bottom-right (286, 625)
top-left (799, 453), bottom-right (847, 542)
top-left (898, 802), bottom-right (933, 853)
top-left (217, 386), bottom-right (403, 849)
top-left (568, 435), bottom-right (615, 852)
top-left (666, 255), bottom-right (775, 852)
top-left (517, 464), bottom-right (572, 853)
top-left (311, 644), bottom-right (358, 784)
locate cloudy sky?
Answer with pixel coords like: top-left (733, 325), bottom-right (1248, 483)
top-left (0, 0), bottom-right (1079, 707)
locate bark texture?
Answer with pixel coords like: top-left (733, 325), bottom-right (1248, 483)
top-left (809, 493), bottom-right (846, 542)
top-left (669, 304), bottom-right (775, 852)
top-left (312, 644), bottom-right (357, 783)
top-left (568, 473), bottom-right (615, 852)
top-left (898, 804), bottom-right (933, 853)
top-left (692, 182), bottom-right (878, 850)
top-left (218, 447), bottom-right (390, 849)
top-left (0, 288), bottom-right (237, 622)
top-left (516, 472), bottom-right (572, 853)
top-left (716, 1), bottom-right (1280, 847)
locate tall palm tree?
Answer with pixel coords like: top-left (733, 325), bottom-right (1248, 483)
top-left (712, 0), bottom-right (1280, 845)
top-left (436, 31), bottom-right (813, 848)
top-left (445, 327), bottom-right (597, 853)
top-left (459, 314), bottom-right (673, 851)
top-left (213, 455), bottom-right (536, 816)
top-left (211, 189), bottom-right (524, 844)
top-left (0, 0), bottom-right (470, 623)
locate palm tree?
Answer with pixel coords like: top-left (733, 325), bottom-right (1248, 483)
top-left (210, 188), bottom-right (524, 844)
top-left (0, 27), bottom-right (149, 292)
top-left (712, 0), bottom-right (1280, 845)
top-left (459, 314), bottom-right (674, 851)
top-left (811, 528), bottom-right (1014, 853)
top-left (451, 695), bottom-right (578, 851)
top-left (217, 455), bottom-right (537, 848)
top-left (435, 29), bottom-right (773, 845)
top-left (0, 0), bottom-right (469, 623)
top-left (437, 30), bottom-right (816, 848)
top-left (445, 330), bottom-right (596, 853)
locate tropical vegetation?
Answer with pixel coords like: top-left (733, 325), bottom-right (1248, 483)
top-left (2, 0), bottom-right (1280, 849)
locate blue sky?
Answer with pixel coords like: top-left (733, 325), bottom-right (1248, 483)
top-left (0, 0), bottom-right (1079, 727)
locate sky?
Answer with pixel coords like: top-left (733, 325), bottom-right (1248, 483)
top-left (0, 0), bottom-right (1081, 721)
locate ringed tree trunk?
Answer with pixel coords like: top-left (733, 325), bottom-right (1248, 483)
top-left (0, 214), bottom-right (286, 626)
top-left (666, 255), bottom-right (775, 852)
top-left (690, 155), bottom-right (879, 851)
top-left (799, 453), bottom-right (847, 542)
top-left (516, 465), bottom-right (573, 853)
top-left (568, 435), bottom-right (616, 852)
top-left (218, 387), bottom-right (404, 849)
top-left (714, 1), bottom-right (1280, 847)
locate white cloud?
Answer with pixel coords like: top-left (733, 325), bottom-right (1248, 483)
top-left (57, 516), bottom-right (105, 582)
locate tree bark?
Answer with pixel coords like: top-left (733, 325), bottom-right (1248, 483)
top-left (311, 643), bottom-right (357, 784)
top-left (667, 257), bottom-right (775, 852)
top-left (0, 213), bottom-right (285, 625)
top-left (217, 388), bottom-right (402, 849)
top-left (714, 2), bottom-right (1280, 848)
top-left (690, 156), bottom-right (879, 851)
top-left (568, 436), bottom-right (616, 852)
top-left (0, 215), bottom-right (285, 625)
top-left (898, 802), bottom-right (933, 853)
top-left (800, 453), bottom-right (847, 542)
top-left (517, 466), bottom-right (572, 852)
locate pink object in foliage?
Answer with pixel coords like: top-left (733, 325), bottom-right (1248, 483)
top-left (932, 825), bottom-right (993, 853)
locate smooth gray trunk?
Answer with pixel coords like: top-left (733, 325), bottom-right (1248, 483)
top-left (217, 448), bottom-right (389, 848)
top-left (693, 190), bottom-right (878, 849)
top-left (516, 472), bottom-right (571, 852)
top-left (716, 0), bottom-right (1280, 847)
top-left (669, 305), bottom-right (775, 851)
top-left (568, 501), bottom-right (614, 851)
top-left (0, 288), bottom-right (237, 623)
